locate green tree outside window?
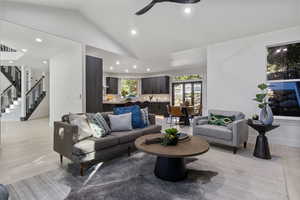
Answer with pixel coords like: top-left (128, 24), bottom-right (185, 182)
top-left (174, 74), bottom-right (201, 81)
top-left (121, 79), bottom-right (138, 98)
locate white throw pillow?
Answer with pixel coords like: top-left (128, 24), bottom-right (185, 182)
top-left (108, 113), bottom-right (133, 132)
top-left (69, 113), bottom-right (94, 141)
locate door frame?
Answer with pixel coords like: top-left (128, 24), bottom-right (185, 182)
top-left (172, 81), bottom-right (202, 106)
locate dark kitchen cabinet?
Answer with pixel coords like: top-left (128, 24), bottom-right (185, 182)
top-left (106, 77), bottom-right (118, 94)
top-left (86, 55), bottom-right (103, 113)
top-left (141, 76), bottom-right (169, 94)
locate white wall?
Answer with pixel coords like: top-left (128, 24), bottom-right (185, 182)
top-left (207, 26), bottom-right (300, 147)
top-left (49, 44), bottom-right (83, 125)
top-left (1, 1), bottom-right (129, 56)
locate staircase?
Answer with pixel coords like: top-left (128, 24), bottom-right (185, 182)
top-left (0, 66), bottom-right (46, 121)
top-left (22, 76), bottom-right (46, 121)
top-left (0, 66), bottom-right (21, 96)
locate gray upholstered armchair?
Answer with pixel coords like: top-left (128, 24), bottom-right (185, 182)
top-left (193, 109), bottom-right (249, 154)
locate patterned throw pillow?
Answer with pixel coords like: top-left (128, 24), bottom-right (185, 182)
top-left (208, 114), bottom-right (235, 127)
top-left (88, 121), bottom-right (106, 138)
top-left (141, 107), bottom-right (150, 127)
top-left (87, 113), bottom-right (111, 137)
top-left (69, 113), bottom-right (94, 141)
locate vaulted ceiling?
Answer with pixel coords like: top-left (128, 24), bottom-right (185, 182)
top-left (4, 0), bottom-right (300, 71)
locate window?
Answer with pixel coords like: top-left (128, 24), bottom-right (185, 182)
top-left (120, 79), bottom-right (138, 98)
top-left (174, 74), bottom-right (201, 82)
top-left (268, 81), bottom-right (300, 117)
top-left (172, 81), bottom-right (202, 106)
top-left (267, 42), bottom-right (300, 117)
top-left (267, 43), bottom-right (300, 81)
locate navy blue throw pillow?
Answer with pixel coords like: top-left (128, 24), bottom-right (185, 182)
top-left (113, 105), bottom-right (145, 129)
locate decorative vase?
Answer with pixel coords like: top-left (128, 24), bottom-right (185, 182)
top-left (260, 104), bottom-right (273, 125)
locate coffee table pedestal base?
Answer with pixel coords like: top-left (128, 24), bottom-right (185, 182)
top-left (154, 157), bottom-right (186, 182)
top-left (254, 133), bottom-right (271, 160)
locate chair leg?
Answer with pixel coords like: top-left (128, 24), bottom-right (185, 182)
top-left (60, 154), bottom-right (63, 164)
top-left (80, 163), bottom-right (84, 176)
top-left (128, 147), bottom-right (131, 157)
top-left (233, 147), bottom-right (237, 154)
top-left (244, 142), bottom-right (247, 149)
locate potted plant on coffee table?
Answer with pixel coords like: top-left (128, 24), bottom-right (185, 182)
top-left (161, 128), bottom-right (179, 146)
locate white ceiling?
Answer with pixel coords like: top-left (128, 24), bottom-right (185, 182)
top-left (4, 0), bottom-right (300, 73)
top-left (86, 45), bottom-right (153, 74)
top-left (0, 20), bottom-right (78, 71)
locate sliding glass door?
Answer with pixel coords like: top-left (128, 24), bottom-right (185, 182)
top-left (172, 81), bottom-right (202, 106)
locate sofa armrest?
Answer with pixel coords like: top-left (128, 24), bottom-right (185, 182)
top-left (193, 116), bottom-right (209, 127)
top-left (148, 113), bottom-right (156, 125)
top-left (53, 121), bottom-right (78, 160)
top-left (232, 119), bottom-right (249, 146)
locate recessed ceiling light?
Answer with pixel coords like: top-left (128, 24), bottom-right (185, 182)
top-left (9, 60), bottom-right (13, 64)
top-left (131, 29), bottom-right (137, 36)
top-left (42, 60), bottom-right (48, 64)
top-left (21, 49), bottom-right (28, 52)
top-left (184, 7), bottom-right (192, 14)
top-left (125, 69), bottom-right (129, 73)
top-left (35, 38), bottom-right (43, 43)
top-left (146, 68), bottom-right (151, 72)
top-left (133, 65), bottom-right (137, 69)
top-left (283, 48), bottom-right (288, 52)
top-left (116, 61), bottom-right (120, 65)
top-left (110, 66), bottom-right (114, 70)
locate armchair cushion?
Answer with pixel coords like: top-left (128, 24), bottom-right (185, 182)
top-left (208, 109), bottom-right (245, 121)
top-left (194, 124), bottom-right (233, 141)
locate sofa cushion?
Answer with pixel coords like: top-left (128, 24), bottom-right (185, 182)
top-left (142, 125), bottom-right (162, 135)
top-left (111, 129), bottom-right (144, 144)
top-left (194, 124), bottom-right (233, 141)
top-left (73, 135), bottom-right (119, 155)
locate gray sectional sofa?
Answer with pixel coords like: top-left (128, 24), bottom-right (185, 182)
top-left (193, 109), bottom-right (249, 154)
top-left (54, 112), bottom-right (161, 175)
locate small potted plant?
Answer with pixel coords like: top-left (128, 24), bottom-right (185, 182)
top-left (252, 114), bottom-right (259, 120)
top-left (253, 83), bottom-right (274, 125)
top-left (161, 128), bottom-right (179, 146)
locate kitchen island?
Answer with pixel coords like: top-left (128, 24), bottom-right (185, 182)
top-left (103, 101), bottom-right (170, 117)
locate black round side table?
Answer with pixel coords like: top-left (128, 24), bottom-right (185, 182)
top-left (247, 120), bottom-right (280, 160)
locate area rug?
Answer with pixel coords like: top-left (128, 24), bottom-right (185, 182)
top-left (8, 147), bottom-right (289, 200)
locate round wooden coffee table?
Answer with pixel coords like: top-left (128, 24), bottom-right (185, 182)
top-left (135, 134), bottom-right (209, 182)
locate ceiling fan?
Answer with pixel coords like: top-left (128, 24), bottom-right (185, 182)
top-left (136, 0), bottom-right (201, 15)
